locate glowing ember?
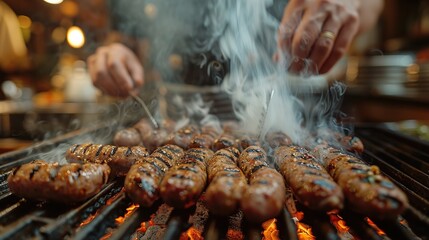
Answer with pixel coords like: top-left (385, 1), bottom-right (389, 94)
top-left (180, 227), bottom-right (203, 240)
top-left (262, 218), bottom-right (280, 240)
top-left (79, 214), bottom-right (96, 227)
top-left (226, 229), bottom-right (244, 239)
top-left (115, 204), bottom-right (139, 224)
top-left (293, 212), bottom-right (315, 240)
top-left (136, 214), bottom-right (155, 234)
top-left (296, 222), bottom-right (315, 240)
top-left (365, 218), bottom-right (386, 236)
top-left (78, 190), bottom-right (125, 228)
top-left (329, 214), bottom-right (350, 233)
top-left (99, 232), bottom-right (112, 240)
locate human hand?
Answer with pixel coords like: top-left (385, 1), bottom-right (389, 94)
top-left (87, 43), bottom-right (144, 97)
top-left (277, 0), bottom-right (360, 74)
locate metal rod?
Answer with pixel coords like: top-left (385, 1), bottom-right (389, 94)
top-left (131, 94), bottom-right (159, 129)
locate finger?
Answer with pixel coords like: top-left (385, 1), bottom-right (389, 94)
top-left (308, 16), bottom-right (341, 73)
top-left (277, 0), bottom-right (304, 56)
top-left (291, 9), bottom-right (325, 59)
top-left (87, 51), bottom-right (120, 97)
top-left (106, 53), bottom-right (135, 95)
top-left (319, 20), bottom-right (359, 74)
top-left (125, 55), bottom-right (144, 88)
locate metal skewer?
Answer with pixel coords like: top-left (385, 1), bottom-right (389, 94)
top-left (131, 93), bottom-right (160, 129)
top-left (257, 89), bottom-right (275, 139)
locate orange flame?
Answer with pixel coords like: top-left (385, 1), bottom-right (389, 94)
top-left (329, 214), bottom-right (350, 233)
top-left (293, 212), bottom-right (315, 240)
top-left (180, 227), bottom-right (203, 240)
top-left (135, 214), bottom-right (155, 234)
top-left (262, 218), bottom-right (280, 240)
top-left (365, 218), bottom-right (386, 236)
top-left (115, 204), bottom-right (139, 224)
top-left (296, 222), bottom-right (315, 240)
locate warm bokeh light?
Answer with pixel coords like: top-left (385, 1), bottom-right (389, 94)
top-left (52, 27), bottom-right (67, 44)
top-left (60, 1), bottom-right (79, 17)
top-left (18, 15), bottom-right (32, 29)
top-left (67, 26), bottom-right (85, 48)
top-left (44, 0), bottom-right (64, 4)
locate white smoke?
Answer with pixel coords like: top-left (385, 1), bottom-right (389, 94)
top-left (111, 0), bottom-right (350, 145)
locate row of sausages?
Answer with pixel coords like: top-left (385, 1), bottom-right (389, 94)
top-left (7, 119), bottom-right (408, 223)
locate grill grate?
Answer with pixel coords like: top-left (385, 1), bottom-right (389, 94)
top-left (0, 124), bottom-right (428, 239)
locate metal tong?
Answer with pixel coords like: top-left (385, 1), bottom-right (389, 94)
top-left (131, 93), bottom-right (160, 129)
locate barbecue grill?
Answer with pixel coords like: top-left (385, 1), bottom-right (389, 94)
top-left (0, 123), bottom-right (428, 240)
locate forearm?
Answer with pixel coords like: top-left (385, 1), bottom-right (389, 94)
top-left (357, 0), bottom-right (384, 34)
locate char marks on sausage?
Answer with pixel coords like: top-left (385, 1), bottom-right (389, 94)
top-left (274, 146), bottom-right (344, 211)
top-left (66, 144), bottom-right (149, 177)
top-left (7, 160), bottom-right (110, 203)
top-left (205, 147), bottom-right (247, 216)
top-left (160, 148), bottom-right (214, 208)
top-left (238, 146), bottom-right (286, 223)
top-left (125, 144), bottom-right (184, 207)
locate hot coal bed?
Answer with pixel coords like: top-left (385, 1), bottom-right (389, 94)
top-left (0, 123), bottom-right (428, 240)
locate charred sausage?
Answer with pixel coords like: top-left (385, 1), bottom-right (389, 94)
top-left (7, 160), bottom-right (110, 203)
top-left (205, 147), bottom-right (247, 216)
top-left (164, 124), bottom-right (201, 149)
top-left (189, 125), bottom-right (221, 149)
top-left (113, 127), bottom-right (143, 147)
top-left (124, 144), bottom-right (184, 207)
top-left (313, 145), bottom-right (409, 219)
top-left (65, 144), bottom-right (149, 177)
top-left (237, 146), bottom-right (286, 223)
top-left (274, 146), bottom-right (344, 211)
top-left (160, 148), bottom-right (214, 208)
top-left (236, 135), bottom-right (260, 152)
top-left (212, 133), bottom-right (237, 151)
top-left (133, 118), bottom-right (174, 153)
top-left (265, 131), bottom-right (292, 149)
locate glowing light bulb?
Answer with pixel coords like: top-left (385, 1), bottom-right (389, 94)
top-left (44, 0), bottom-right (64, 4)
top-left (67, 26), bottom-right (85, 48)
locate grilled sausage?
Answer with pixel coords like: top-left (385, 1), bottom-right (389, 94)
top-left (274, 146), bottom-right (344, 211)
top-left (212, 133), bottom-right (237, 151)
top-left (238, 146), bottom-right (286, 223)
top-left (65, 144), bottom-right (149, 177)
top-left (124, 144), bottom-right (184, 207)
top-left (113, 127), bottom-right (143, 147)
top-left (265, 131), bottom-right (292, 149)
top-left (316, 129), bottom-right (364, 154)
top-left (160, 148), bottom-right (214, 208)
top-left (205, 147), bottom-right (247, 216)
top-left (189, 125), bottom-right (221, 149)
top-left (133, 118), bottom-right (174, 153)
top-left (236, 135), bottom-right (260, 152)
top-left (7, 160), bottom-right (110, 203)
top-left (164, 124), bottom-right (201, 149)
top-left (339, 135), bottom-right (364, 154)
top-left (313, 145), bottom-right (409, 219)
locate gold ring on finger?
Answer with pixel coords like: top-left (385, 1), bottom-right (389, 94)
top-left (320, 31), bottom-right (336, 40)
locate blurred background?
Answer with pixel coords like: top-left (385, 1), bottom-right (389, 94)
top-left (1, 0), bottom-right (429, 152)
